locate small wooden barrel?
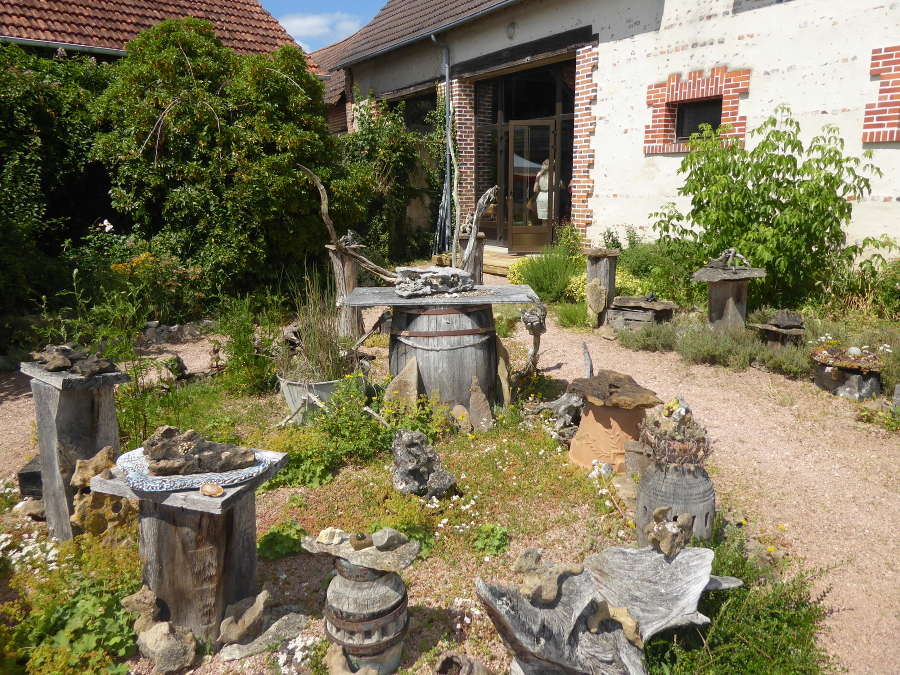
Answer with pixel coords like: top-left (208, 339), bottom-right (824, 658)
top-left (635, 463), bottom-right (716, 546)
top-left (389, 304), bottom-right (497, 408)
top-left (325, 560), bottom-right (409, 675)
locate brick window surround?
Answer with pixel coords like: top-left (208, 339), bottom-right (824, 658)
top-left (645, 66), bottom-right (750, 154)
top-left (570, 45), bottom-right (598, 237)
top-left (863, 46), bottom-right (900, 144)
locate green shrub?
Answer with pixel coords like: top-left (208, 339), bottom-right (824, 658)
top-left (218, 295), bottom-right (282, 396)
top-left (554, 302), bottom-right (589, 329)
top-left (370, 493), bottom-right (441, 558)
top-left (258, 520), bottom-right (307, 560)
top-left (616, 322), bottom-right (678, 352)
top-left (875, 257), bottom-right (900, 320)
top-left (676, 326), bottom-right (760, 371)
top-left (617, 233), bottom-right (705, 306)
top-left (653, 106), bottom-right (888, 308)
top-left (471, 523), bottom-right (510, 555)
top-left (565, 272), bottom-right (587, 302)
top-left (516, 245), bottom-right (585, 303)
top-left (646, 523), bottom-right (835, 674)
top-left (507, 257), bottom-right (530, 285)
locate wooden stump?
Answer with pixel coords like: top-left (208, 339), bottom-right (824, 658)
top-left (22, 363), bottom-right (127, 542)
top-left (585, 248), bottom-right (619, 326)
top-left (635, 464), bottom-right (716, 544)
top-left (139, 494), bottom-right (257, 644)
top-left (327, 245), bottom-right (364, 339)
top-left (707, 279), bottom-right (749, 331)
top-left (458, 233), bottom-right (485, 284)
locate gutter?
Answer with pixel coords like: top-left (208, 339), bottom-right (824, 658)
top-left (334, 0), bottom-right (523, 69)
top-left (0, 35), bottom-right (126, 56)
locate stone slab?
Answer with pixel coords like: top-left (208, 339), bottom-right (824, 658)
top-left (690, 267), bottom-right (766, 283)
top-left (17, 455), bottom-right (42, 498)
top-left (610, 296), bottom-right (678, 311)
top-left (301, 535), bottom-right (420, 572)
top-left (90, 450), bottom-right (287, 515)
top-left (342, 285), bottom-right (538, 307)
top-left (747, 323), bottom-right (806, 336)
top-left (20, 361), bottom-right (130, 389)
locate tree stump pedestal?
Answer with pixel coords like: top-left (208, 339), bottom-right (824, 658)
top-left (20, 361), bottom-right (129, 542)
top-left (690, 266), bottom-right (766, 331)
top-left (90, 450), bottom-right (287, 644)
top-left (585, 248), bottom-right (620, 327)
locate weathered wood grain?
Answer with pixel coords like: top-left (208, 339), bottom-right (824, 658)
top-left (459, 233), bottom-right (485, 284)
top-left (342, 285), bottom-right (539, 308)
top-left (707, 279), bottom-right (749, 331)
top-left (31, 380), bottom-right (120, 541)
top-left (327, 245), bottom-right (364, 339)
top-left (586, 251), bottom-right (618, 326)
top-left (139, 491), bottom-right (257, 643)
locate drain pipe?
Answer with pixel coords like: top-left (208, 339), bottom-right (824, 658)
top-left (431, 34), bottom-right (452, 257)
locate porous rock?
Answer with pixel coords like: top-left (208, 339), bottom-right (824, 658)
top-left (70, 352), bottom-right (118, 377)
top-left (70, 490), bottom-right (136, 543)
top-left (220, 612), bottom-right (309, 662)
top-left (434, 651), bottom-right (494, 675)
top-left (391, 429), bottom-right (456, 499)
top-left (122, 585), bottom-right (161, 635)
top-left (585, 278), bottom-right (608, 326)
top-left (644, 507), bottom-right (694, 558)
top-left (384, 357), bottom-right (420, 410)
top-left (141, 425), bottom-right (256, 476)
top-left (317, 527), bottom-right (348, 545)
top-left (512, 548), bottom-right (584, 604)
top-left (325, 642), bottom-right (379, 675)
top-left (12, 499), bottom-right (45, 520)
top-left (218, 589), bottom-right (272, 645)
top-left (394, 266), bottom-right (474, 298)
top-left (137, 621), bottom-right (196, 674)
top-left (70, 445), bottom-right (117, 488)
top-left (468, 377), bottom-right (493, 431)
top-left (586, 601), bottom-right (643, 649)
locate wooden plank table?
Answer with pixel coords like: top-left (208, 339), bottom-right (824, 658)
top-left (91, 450), bottom-right (287, 644)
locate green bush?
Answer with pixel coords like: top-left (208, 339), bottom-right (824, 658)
top-left (676, 326), bottom-right (760, 371)
top-left (515, 245), bottom-right (585, 303)
top-left (646, 523), bottom-right (835, 674)
top-left (616, 322), bottom-right (678, 352)
top-left (653, 106), bottom-right (888, 308)
top-left (617, 231), bottom-right (706, 307)
top-left (554, 302), bottom-right (589, 329)
top-left (258, 520), bottom-right (307, 560)
top-left (217, 295), bottom-right (282, 396)
top-left (471, 524), bottom-right (511, 555)
top-left (875, 257), bottom-right (900, 320)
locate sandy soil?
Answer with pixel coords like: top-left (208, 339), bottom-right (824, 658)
top-left (1, 278), bottom-right (898, 674)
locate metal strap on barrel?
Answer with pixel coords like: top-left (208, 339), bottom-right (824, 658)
top-left (325, 591), bottom-right (408, 632)
top-left (325, 613), bottom-right (410, 656)
top-left (400, 305), bottom-right (490, 315)
top-left (394, 333), bottom-right (494, 351)
top-left (389, 326), bottom-right (495, 338)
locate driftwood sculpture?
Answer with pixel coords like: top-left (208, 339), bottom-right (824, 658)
top-left (520, 301), bottom-right (547, 376)
top-left (457, 186), bottom-right (499, 270)
top-left (476, 545), bottom-right (742, 675)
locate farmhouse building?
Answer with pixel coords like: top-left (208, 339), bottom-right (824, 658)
top-left (314, 0), bottom-right (900, 253)
top-left (0, 0), bottom-right (295, 56)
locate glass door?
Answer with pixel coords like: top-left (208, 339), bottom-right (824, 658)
top-left (507, 121), bottom-right (555, 252)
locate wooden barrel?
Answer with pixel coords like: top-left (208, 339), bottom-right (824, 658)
top-left (635, 463), bottom-right (716, 546)
top-left (389, 304), bottom-right (497, 408)
top-left (325, 560), bottom-right (408, 675)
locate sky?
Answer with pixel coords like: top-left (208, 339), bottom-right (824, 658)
top-left (258, 0), bottom-right (384, 52)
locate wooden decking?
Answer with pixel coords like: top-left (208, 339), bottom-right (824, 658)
top-left (483, 247), bottom-right (524, 276)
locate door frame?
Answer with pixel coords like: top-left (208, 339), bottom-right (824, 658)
top-left (506, 120), bottom-right (556, 253)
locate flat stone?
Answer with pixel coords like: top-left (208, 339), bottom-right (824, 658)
top-left (301, 535), bottom-right (420, 572)
top-left (611, 474), bottom-right (638, 502)
top-left (468, 377), bottom-right (493, 431)
top-left (894, 383), bottom-right (900, 408)
top-left (584, 248), bottom-right (620, 258)
top-left (567, 370), bottom-right (662, 410)
top-left (770, 309), bottom-right (804, 328)
top-left (141, 426), bottom-right (256, 475)
top-left (316, 527), bottom-right (348, 545)
top-left (70, 353), bottom-right (118, 377)
top-left (43, 354), bottom-right (72, 372)
top-left (690, 267), bottom-right (766, 283)
top-left (219, 612), bottom-right (309, 662)
top-left (609, 296), bottom-right (676, 311)
top-left (20, 361), bottom-right (130, 389)
top-left (12, 499), bottom-right (45, 520)
top-left (384, 357), bottom-right (420, 409)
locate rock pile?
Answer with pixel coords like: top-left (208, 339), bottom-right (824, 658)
top-left (29, 344), bottom-right (119, 376)
top-left (395, 266), bottom-right (475, 298)
top-left (141, 425), bottom-right (256, 476)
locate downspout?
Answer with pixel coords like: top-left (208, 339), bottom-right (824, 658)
top-left (431, 34), bottom-right (452, 257)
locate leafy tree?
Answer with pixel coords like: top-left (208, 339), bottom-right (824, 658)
top-left (92, 18), bottom-right (336, 292)
top-left (331, 98), bottom-right (430, 263)
top-left (653, 106), bottom-right (884, 307)
top-left (0, 45), bottom-right (112, 319)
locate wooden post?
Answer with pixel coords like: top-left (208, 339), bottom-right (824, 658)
top-left (139, 494), bottom-right (257, 643)
top-left (327, 244), bottom-right (364, 339)
top-left (585, 248), bottom-right (620, 326)
top-left (21, 363), bottom-right (128, 542)
top-left (707, 280), bottom-right (749, 331)
top-left (458, 232), bottom-right (485, 284)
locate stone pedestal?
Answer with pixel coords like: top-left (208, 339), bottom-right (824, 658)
top-left (690, 266), bottom-right (766, 332)
top-left (20, 361), bottom-right (129, 541)
top-left (90, 450), bottom-right (287, 644)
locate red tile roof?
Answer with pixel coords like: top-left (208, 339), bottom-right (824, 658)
top-left (0, 0), bottom-right (297, 56)
top-left (310, 33), bottom-right (358, 104)
top-left (334, 0), bottom-right (517, 67)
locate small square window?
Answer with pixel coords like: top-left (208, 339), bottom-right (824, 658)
top-left (675, 98), bottom-right (723, 141)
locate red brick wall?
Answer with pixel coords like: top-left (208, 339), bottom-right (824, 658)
top-left (863, 46), bottom-right (900, 144)
top-left (644, 66), bottom-right (750, 154)
top-left (449, 79), bottom-right (477, 215)
top-left (327, 104), bottom-right (347, 134)
top-left (571, 45), bottom-right (598, 237)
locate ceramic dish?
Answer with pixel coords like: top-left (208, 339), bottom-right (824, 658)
top-left (117, 448), bottom-right (272, 492)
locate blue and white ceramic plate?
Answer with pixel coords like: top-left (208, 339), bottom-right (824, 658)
top-left (117, 448), bottom-right (272, 492)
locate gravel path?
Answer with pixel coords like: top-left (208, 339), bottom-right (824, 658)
top-left (0, 281), bottom-right (897, 674)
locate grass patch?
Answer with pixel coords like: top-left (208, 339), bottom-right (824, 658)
top-left (554, 302), bottom-right (589, 329)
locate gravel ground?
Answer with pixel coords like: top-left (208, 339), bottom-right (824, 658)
top-left (0, 276), bottom-right (897, 674)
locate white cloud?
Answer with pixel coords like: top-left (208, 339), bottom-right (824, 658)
top-left (277, 12), bottom-right (363, 52)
